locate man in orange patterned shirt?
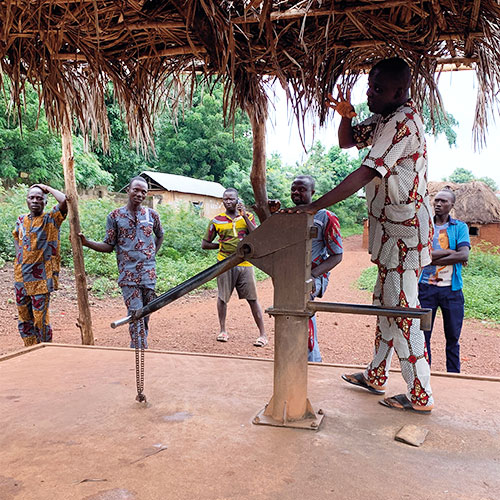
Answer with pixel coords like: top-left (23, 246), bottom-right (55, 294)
top-left (13, 184), bottom-right (67, 346)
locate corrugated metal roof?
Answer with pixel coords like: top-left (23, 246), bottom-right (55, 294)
top-left (141, 171), bottom-right (225, 198)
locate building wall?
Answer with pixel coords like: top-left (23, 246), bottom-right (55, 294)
top-left (363, 219), bottom-right (500, 252)
top-left (151, 191), bottom-right (224, 219)
top-left (468, 223), bottom-right (500, 249)
top-left (78, 187), bottom-right (224, 219)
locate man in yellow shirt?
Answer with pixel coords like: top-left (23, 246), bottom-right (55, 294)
top-left (202, 188), bottom-right (268, 346)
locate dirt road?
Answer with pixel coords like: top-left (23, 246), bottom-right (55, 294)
top-left (1, 235), bottom-right (499, 376)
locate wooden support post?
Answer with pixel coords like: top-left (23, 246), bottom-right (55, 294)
top-left (247, 103), bottom-right (271, 223)
top-left (61, 107), bottom-right (94, 345)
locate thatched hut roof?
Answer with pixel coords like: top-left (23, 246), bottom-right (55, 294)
top-left (1, 1), bottom-right (500, 150)
top-left (428, 181), bottom-right (500, 224)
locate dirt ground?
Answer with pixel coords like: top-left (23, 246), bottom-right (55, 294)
top-left (1, 235), bottom-right (499, 376)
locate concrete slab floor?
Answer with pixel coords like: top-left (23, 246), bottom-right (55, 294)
top-left (0, 344), bottom-right (499, 500)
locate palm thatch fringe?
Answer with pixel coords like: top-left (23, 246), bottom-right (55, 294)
top-left (0, 0), bottom-right (499, 152)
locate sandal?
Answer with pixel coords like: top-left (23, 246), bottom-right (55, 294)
top-left (341, 372), bottom-right (386, 395)
top-left (253, 336), bottom-right (268, 347)
top-left (217, 332), bottom-right (229, 342)
top-left (379, 394), bottom-right (433, 413)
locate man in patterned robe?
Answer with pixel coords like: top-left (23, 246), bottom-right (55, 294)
top-left (79, 176), bottom-right (164, 348)
top-left (290, 175), bottom-right (343, 362)
top-left (289, 58), bottom-right (434, 412)
top-left (13, 184), bottom-right (67, 346)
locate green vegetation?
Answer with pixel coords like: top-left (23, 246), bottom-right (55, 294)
top-left (356, 246), bottom-right (500, 323)
top-left (461, 244), bottom-right (500, 322)
top-left (223, 143), bottom-right (367, 235)
top-left (0, 187), bottom-right (266, 297)
top-left (445, 167), bottom-right (498, 191)
top-left (355, 264), bottom-right (378, 292)
top-left (0, 82), bottom-right (112, 190)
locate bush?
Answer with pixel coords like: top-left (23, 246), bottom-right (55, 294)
top-left (462, 245), bottom-right (500, 323)
top-left (356, 265), bottom-right (377, 291)
top-left (0, 189), bottom-right (269, 297)
top-left (0, 184), bottom-right (29, 262)
top-left (356, 246), bottom-right (500, 323)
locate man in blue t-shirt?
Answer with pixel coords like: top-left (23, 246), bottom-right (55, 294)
top-left (418, 188), bottom-right (470, 373)
top-left (290, 175), bottom-right (343, 362)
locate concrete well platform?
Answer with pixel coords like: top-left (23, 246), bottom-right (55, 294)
top-left (1, 344), bottom-right (499, 500)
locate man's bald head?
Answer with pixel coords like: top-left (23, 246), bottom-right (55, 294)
top-left (370, 57), bottom-right (412, 91)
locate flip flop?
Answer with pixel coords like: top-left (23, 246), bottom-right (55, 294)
top-left (341, 372), bottom-right (386, 395)
top-left (253, 336), bottom-right (268, 347)
top-left (379, 394), bottom-right (433, 414)
top-left (217, 332), bottom-right (229, 342)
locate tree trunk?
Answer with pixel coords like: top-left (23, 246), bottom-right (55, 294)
top-left (61, 107), bottom-right (94, 345)
top-left (247, 103), bottom-right (271, 223)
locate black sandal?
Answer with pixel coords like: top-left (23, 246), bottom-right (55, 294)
top-left (379, 394), bottom-right (432, 413)
top-left (341, 372), bottom-right (386, 395)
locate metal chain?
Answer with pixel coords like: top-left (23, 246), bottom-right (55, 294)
top-left (133, 318), bottom-right (147, 403)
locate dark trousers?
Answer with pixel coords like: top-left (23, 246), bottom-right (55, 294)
top-left (418, 283), bottom-right (465, 373)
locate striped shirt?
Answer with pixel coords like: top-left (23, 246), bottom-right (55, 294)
top-left (205, 212), bottom-right (255, 267)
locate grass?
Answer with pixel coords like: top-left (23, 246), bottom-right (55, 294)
top-left (0, 187), bottom-right (272, 298)
top-left (356, 245), bottom-right (500, 323)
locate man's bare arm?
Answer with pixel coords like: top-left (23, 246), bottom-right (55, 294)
top-left (36, 184), bottom-right (67, 214)
top-left (311, 253), bottom-right (343, 278)
top-left (155, 234), bottom-right (164, 254)
top-left (338, 117), bottom-right (356, 149)
top-left (242, 213), bottom-right (256, 233)
top-left (326, 86), bottom-right (357, 148)
top-left (202, 238), bottom-right (219, 250)
top-left (431, 246), bottom-right (469, 266)
top-left (78, 233), bottom-right (113, 253)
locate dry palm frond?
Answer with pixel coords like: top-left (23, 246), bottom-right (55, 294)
top-left (0, 0), bottom-right (499, 151)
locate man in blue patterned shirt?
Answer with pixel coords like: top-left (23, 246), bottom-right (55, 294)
top-left (80, 176), bottom-right (164, 348)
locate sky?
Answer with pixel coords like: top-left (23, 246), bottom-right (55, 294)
top-left (265, 71), bottom-right (500, 188)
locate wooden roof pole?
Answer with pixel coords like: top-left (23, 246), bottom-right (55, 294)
top-left (61, 103), bottom-right (94, 345)
top-left (246, 101), bottom-right (271, 223)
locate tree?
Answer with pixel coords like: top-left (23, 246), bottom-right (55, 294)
top-left (446, 167), bottom-right (498, 191)
top-left (447, 167), bottom-right (475, 184)
top-left (477, 176), bottom-right (498, 191)
top-left (222, 141), bottom-right (366, 228)
top-left (92, 96), bottom-right (148, 191)
top-left (91, 82), bottom-right (253, 190)
top-left (0, 80), bottom-right (112, 189)
top-left (153, 84), bottom-right (252, 182)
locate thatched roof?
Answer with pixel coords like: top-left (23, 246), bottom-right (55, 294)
top-left (428, 181), bottom-right (500, 224)
top-left (1, 1), bottom-right (500, 150)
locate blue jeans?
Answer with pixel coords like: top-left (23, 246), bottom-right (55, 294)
top-left (308, 275), bottom-right (329, 363)
top-left (418, 283), bottom-right (465, 373)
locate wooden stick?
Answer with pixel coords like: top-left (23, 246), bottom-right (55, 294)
top-left (60, 103), bottom-right (94, 346)
top-left (138, 45), bottom-right (206, 60)
top-left (246, 103), bottom-right (271, 223)
top-left (232, 0), bottom-right (423, 23)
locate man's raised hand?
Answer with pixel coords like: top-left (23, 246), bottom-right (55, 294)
top-left (326, 85), bottom-right (357, 119)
